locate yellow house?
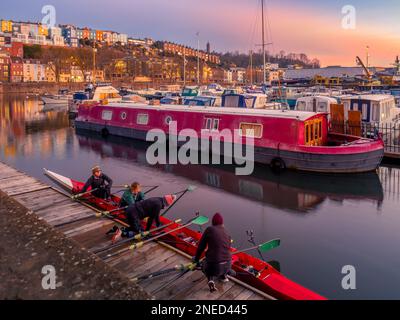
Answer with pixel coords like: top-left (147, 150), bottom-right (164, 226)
top-left (38, 24), bottom-right (49, 37)
top-left (1, 20), bottom-right (12, 33)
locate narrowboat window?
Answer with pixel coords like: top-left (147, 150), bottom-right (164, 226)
top-left (362, 104), bottom-right (368, 121)
top-left (101, 110), bottom-right (113, 121)
top-left (137, 114), bottom-right (149, 125)
top-left (310, 123), bottom-right (314, 143)
top-left (212, 119), bottom-right (220, 131)
top-left (319, 121), bottom-right (322, 139)
top-left (165, 116), bottom-right (173, 125)
top-left (239, 123), bottom-right (263, 138)
top-left (314, 123), bottom-right (318, 140)
top-left (120, 112), bottom-right (127, 120)
top-left (305, 125), bottom-right (309, 144)
top-left (204, 118), bottom-right (212, 130)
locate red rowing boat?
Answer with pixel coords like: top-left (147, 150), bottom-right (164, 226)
top-left (43, 168), bottom-right (326, 300)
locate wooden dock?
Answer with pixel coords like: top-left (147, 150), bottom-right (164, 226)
top-left (0, 161), bottom-right (271, 300)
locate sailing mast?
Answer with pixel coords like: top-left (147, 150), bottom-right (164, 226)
top-left (261, 0), bottom-right (266, 85)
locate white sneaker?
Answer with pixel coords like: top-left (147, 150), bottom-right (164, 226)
top-left (208, 280), bottom-right (217, 292)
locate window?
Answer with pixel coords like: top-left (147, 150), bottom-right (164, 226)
top-left (212, 119), bottom-right (220, 131)
top-left (165, 116), bottom-right (172, 125)
top-left (362, 104), bottom-right (368, 121)
top-left (239, 123), bottom-right (263, 138)
top-left (137, 113), bottom-right (149, 125)
top-left (204, 118), bottom-right (212, 130)
top-left (297, 101), bottom-right (306, 111)
top-left (120, 112), bottom-right (127, 120)
top-left (352, 103), bottom-right (358, 111)
top-left (101, 110), bottom-right (113, 121)
top-left (304, 119), bottom-right (323, 146)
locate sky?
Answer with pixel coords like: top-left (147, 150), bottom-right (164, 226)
top-left (1, 0), bottom-right (400, 67)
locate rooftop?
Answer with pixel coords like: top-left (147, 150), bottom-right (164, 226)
top-left (106, 102), bottom-right (322, 121)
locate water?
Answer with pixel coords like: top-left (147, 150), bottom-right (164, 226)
top-left (1, 94), bottom-right (400, 299)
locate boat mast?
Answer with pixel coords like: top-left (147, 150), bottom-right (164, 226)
top-left (250, 50), bottom-right (253, 85)
top-left (197, 32), bottom-right (200, 85)
top-left (92, 41), bottom-right (97, 84)
top-left (183, 51), bottom-right (186, 86)
top-left (261, 0), bottom-right (266, 85)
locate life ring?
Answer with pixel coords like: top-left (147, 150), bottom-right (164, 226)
top-left (270, 157), bottom-right (286, 172)
top-left (101, 128), bottom-right (109, 138)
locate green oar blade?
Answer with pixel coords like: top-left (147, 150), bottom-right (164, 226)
top-left (187, 185), bottom-right (197, 192)
top-left (259, 239), bottom-right (281, 252)
top-left (192, 215), bottom-right (209, 225)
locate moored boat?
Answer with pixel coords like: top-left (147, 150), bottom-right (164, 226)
top-left (43, 168), bottom-right (326, 300)
top-left (75, 102), bottom-right (384, 173)
top-left (41, 89), bottom-right (71, 105)
top-left (68, 85), bottom-right (121, 117)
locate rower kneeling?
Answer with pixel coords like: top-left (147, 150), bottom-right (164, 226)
top-left (193, 213), bottom-right (233, 293)
top-left (111, 195), bottom-right (176, 243)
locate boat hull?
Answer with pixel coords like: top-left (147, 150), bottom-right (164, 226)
top-left (75, 120), bottom-right (383, 173)
top-left (41, 96), bottom-right (69, 105)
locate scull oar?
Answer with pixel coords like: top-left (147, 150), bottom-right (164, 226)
top-left (161, 185), bottom-right (197, 217)
top-left (92, 218), bottom-right (182, 254)
top-left (102, 215), bottom-right (209, 259)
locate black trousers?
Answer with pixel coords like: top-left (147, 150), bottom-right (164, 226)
top-left (202, 260), bottom-right (231, 282)
top-left (126, 207), bottom-right (143, 234)
top-left (92, 186), bottom-right (111, 200)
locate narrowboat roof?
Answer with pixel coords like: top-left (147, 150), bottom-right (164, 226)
top-left (104, 102), bottom-right (323, 121)
top-left (340, 94), bottom-right (395, 102)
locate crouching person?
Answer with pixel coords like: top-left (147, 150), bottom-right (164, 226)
top-left (111, 195), bottom-right (176, 243)
top-left (193, 213), bottom-right (233, 292)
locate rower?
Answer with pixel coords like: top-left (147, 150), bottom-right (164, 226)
top-left (120, 182), bottom-right (145, 207)
top-left (111, 195), bottom-right (177, 243)
top-left (193, 213), bottom-right (233, 293)
top-left (80, 166), bottom-right (113, 201)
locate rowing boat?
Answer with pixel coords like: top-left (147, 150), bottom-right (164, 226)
top-left (43, 168), bottom-right (326, 300)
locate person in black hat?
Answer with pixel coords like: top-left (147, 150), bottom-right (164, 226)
top-left (193, 213), bottom-right (232, 292)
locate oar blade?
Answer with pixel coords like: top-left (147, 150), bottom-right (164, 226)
top-left (259, 239), bottom-right (281, 252)
top-left (192, 215), bottom-right (209, 226)
top-left (187, 185), bottom-right (197, 192)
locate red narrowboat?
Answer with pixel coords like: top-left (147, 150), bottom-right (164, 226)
top-left (75, 103), bottom-right (384, 173)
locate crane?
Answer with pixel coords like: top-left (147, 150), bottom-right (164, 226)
top-left (356, 56), bottom-right (372, 81)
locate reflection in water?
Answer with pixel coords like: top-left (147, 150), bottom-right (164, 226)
top-left (0, 94), bottom-right (70, 159)
top-left (76, 130), bottom-right (384, 212)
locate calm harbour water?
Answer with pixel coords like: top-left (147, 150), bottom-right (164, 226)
top-left (1, 94), bottom-right (400, 300)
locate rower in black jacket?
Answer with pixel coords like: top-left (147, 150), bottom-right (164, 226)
top-left (193, 213), bottom-right (232, 293)
top-left (81, 166), bottom-right (113, 200)
top-left (111, 195), bottom-right (177, 243)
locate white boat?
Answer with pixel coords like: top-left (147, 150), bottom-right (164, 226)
top-left (295, 96), bottom-right (339, 113)
top-left (41, 89), bottom-right (72, 105)
top-left (68, 85), bottom-right (122, 116)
